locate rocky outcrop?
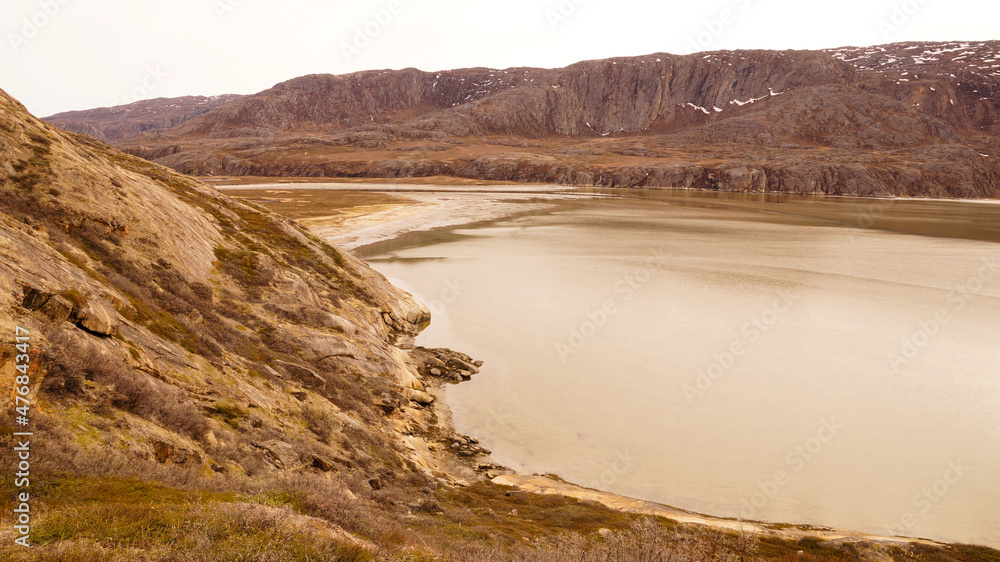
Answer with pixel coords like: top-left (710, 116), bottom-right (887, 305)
top-left (143, 141), bottom-right (998, 198)
top-left (411, 347), bottom-right (483, 384)
top-left (18, 283), bottom-right (121, 336)
top-left (828, 41), bottom-right (1000, 136)
top-left (254, 440), bottom-right (305, 470)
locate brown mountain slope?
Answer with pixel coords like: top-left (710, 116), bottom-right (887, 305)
top-left (153, 50), bottom-right (850, 139)
top-left (0, 84), bottom-right (448, 475)
top-left (0, 86), bottom-right (469, 555)
top-left (828, 41), bottom-right (1000, 159)
top-left (44, 94), bottom-right (244, 143)
top-left (57, 42), bottom-right (1000, 198)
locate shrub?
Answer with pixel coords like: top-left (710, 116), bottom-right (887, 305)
top-left (40, 343), bottom-right (87, 396)
top-left (41, 329), bottom-right (209, 438)
top-left (58, 288), bottom-right (88, 308)
top-left (27, 131), bottom-right (52, 146)
top-left (191, 281), bottom-right (214, 303)
top-left (212, 400), bottom-right (249, 429)
top-left (110, 372), bottom-right (208, 438)
top-left (301, 405), bottom-right (335, 443)
top-left (214, 247), bottom-right (275, 290)
top-left (256, 322), bottom-right (299, 356)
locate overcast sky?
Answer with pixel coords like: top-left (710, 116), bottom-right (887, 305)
top-left (3, 0), bottom-right (998, 117)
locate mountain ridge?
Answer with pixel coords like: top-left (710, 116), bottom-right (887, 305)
top-left (45, 94), bottom-right (245, 143)
top-left (43, 42), bottom-right (1000, 198)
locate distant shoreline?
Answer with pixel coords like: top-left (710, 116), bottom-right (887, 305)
top-left (210, 176), bottom-right (1000, 203)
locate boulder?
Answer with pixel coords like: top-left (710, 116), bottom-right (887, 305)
top-left (279, 324), bottom-right (365, 362)
top-left (41, 295), bottom-right (74, 322)
top-left (73, 300), bottom-right (119, 336)
top-left (257, 440), bottom-right (303, 470)
top-left (20, 284), bottom-right (51, 310)
top-left (401, 387), bottom-right (434, 405)
top-left (153, 441), bottom-right (174, 463)
top-left (311, 455), bottom-right (337, 472)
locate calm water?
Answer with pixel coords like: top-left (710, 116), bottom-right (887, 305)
top-left (365, 190), bottom-right (1000, 546)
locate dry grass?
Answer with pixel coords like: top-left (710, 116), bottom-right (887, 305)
top-left (0, 478), bottom-right (376, 561)
top-left (0, 420), bottom-right (995, 561)
top-left (41, 329), bottom-right (208, 438)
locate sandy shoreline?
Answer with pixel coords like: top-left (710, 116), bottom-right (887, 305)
top-left (319, 193), bottom-right (556, 250)
top-left (223, 182), bottom-right (965, 548)
top-left (220, 183), bottom-right (591, 251)
top-left (492, 474), bottom-right (943, 547)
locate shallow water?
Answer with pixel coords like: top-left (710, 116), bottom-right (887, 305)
top-left (366, 190), bottom-right (1000, 547)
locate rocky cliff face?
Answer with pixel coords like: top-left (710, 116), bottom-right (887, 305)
top-left (125, 51), bottom-right (853, 139)
top-left (54, 42), bottom-right (1000, 198)
top-left (829, 41), bottom-right (1000, 135)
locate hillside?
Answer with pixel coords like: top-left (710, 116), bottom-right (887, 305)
top-left (6, 86), bottom-right (1000, 560)
top-left (44, 94), bottom-right (244, 143)
top-left (48, 41), bottom-right (1000, 198)
top-left (0, 85), bottom-right (474, 555)
top-left (0, 86), bottom-right (584, 559)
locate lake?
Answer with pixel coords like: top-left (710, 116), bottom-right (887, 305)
top-left (362, 189), bottom-right (1000, 547)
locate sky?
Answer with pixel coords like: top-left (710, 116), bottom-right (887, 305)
top-left (2, 0), bottom-right (998, 117)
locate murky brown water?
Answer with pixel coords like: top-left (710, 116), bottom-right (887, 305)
top-left (365, 190), bottom-right (1000, 547)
